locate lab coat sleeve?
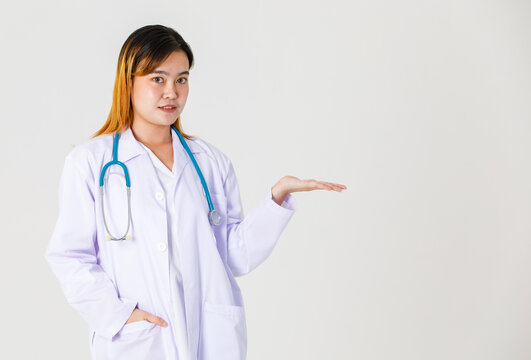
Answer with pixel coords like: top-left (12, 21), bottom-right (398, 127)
top-left (44, 152), bottom-right (138, 340)
top-left (224, 161), bottom-right (297, 276)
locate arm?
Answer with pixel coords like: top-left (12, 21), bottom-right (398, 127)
top-left (44, 153), bottom-right (137, 339)
top-left (223, 161), bottom-right (297, 277)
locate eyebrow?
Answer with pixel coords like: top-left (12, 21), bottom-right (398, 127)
top-left (151, 70), bottom-right (190, 76)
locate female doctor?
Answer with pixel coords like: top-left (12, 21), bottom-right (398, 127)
top-left (45, 24), bottom-right (346, 360)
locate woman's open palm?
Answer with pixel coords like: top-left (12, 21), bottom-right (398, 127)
top-left (271, 175), bottom-right (346, 205)
top-left (278, 175), bottom-right (347, 194)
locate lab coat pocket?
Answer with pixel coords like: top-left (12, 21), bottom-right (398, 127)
top-left (199, 301), bottom-right (247, 360)
top-left (91, 320), bottom-right (164, 360)
top-left (118, 319), bottom-right (157, 336)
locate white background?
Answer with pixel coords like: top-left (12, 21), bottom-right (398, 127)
top-left (1, 0), bottom-right (530, 359)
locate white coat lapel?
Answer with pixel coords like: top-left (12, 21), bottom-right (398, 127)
top-left (117, 126), bottom-right (201, 179)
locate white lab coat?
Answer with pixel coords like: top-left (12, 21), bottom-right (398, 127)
top-left (45, 127), bottom-right (297, 360)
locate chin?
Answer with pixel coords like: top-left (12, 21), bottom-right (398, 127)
top-left (155, 117), bottom-right (179, 126)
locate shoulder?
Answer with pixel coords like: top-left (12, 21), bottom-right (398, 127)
top-left (63, 133), bottom-right (114, 175)
top-left (187, 136), bottom-right (233, 178)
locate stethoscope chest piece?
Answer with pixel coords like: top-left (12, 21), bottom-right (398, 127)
top-left (208, 209), bottom-right (222, 226)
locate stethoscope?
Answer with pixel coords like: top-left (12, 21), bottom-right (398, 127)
top-left (99, 124), bottom-right (221, 241)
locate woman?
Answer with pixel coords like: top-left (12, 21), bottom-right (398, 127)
top-left (45, 24), bottom-right (346, 360)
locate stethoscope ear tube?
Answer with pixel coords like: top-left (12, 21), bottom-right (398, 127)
top-left (100, 186), bottom-right (132, 241)
top-left (171, 125), bottom-right (219, 226)
top-left (100, 127), bottom-right (220, 242)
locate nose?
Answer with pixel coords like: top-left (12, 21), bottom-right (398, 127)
top-left (163, 81), bottom-right (178, 99)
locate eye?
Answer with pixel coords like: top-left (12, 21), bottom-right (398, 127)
top-left (152, 76), bottom-right (164, 83)
top-left (177, 77), bottom-right (188, 84)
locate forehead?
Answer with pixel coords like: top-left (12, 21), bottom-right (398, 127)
top-left (153, 50), bottom-right (189, 73)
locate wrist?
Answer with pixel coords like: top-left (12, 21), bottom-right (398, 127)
top-left (271, 182), bottom-right (288, 206)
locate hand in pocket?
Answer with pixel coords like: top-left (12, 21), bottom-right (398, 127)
top-left (125, 307), bottom-right (168, 327)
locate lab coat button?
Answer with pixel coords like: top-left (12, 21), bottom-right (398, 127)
top-left (155, 192), bottom-right (164, 201)
top-left (158, 242), bottom-right (167, 252)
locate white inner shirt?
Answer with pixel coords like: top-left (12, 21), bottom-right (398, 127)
top-left (139, 132), bottom-right (190, 360)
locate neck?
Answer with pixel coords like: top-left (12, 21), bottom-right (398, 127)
top-left (130, 119), bottom-right (172, 147)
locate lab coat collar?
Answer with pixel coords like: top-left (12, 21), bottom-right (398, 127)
top-left (116, 125), bottom-right (201, 163)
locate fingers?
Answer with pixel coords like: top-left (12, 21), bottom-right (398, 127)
top-left (321, 181), bottom-right (347, 191)
top-left (125, 309), bottom-right (168, 327)
top-left (305, 179), bottom-right (347, 192)
top-left (131, 309), bottom-right (168, 327)
top-left (144, 312), bottom-right (168, 327)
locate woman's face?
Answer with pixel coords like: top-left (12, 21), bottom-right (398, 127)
top-left (131, 50), bottom-right (190, 128)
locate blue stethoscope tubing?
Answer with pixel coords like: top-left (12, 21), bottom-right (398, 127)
top-left (99, 124), bottom-right (221, 241)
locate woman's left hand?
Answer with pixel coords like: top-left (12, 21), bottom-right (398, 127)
top-left (271, 176), bottom-right (347, 206)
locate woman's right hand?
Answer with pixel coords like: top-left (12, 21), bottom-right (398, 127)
top-left (125, 307), bottom-right (168, 327)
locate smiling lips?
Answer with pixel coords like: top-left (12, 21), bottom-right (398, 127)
top-left (159, 105), bottom-right (177, 113)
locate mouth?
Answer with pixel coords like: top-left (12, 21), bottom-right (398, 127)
top-left (158, 106), bottom-right (177, 113)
